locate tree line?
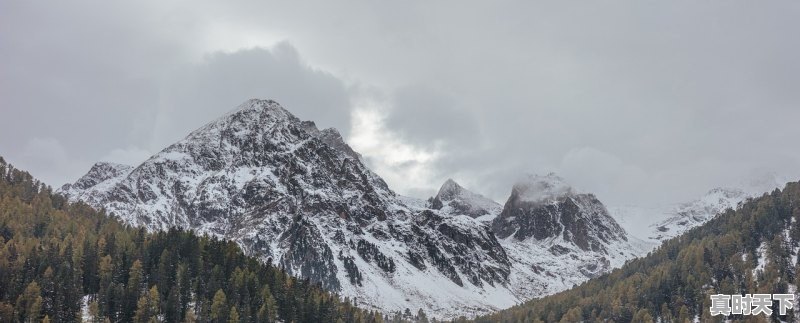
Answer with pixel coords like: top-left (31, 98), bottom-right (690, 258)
top-left (0, 156), bottom-right (400, 322)
top-left (475, 181), bottom-right (800, 322)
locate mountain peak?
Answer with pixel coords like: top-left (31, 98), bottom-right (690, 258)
top-left (195, 99), bottom-right (297, 134)
top-left (231, 98), bottom-right (283, 113)
top-left (494, 172), bottom-right (628, 253)
top-left (60, 161), bottom-right (133, 195)
top-left (435, 178), bottom-right (463, 200)
top-left (314, 127), bottom-right (363, 161)
top-left (511, 173), bottom-right (574, 204)
top-left (430, 178), bottom-right (501, 219)
top-left (60, 100), bottom-right (519, 317)
top-left (76, 161), bottom-right (132, 185)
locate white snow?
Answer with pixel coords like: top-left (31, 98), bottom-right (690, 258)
top-left (59, 99), bottom-right (658, 320)
top-left (609, 175), bottom-right (789, 246)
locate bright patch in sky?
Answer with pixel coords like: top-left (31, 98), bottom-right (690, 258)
top-left (349, 99), bottom-right (440, 197)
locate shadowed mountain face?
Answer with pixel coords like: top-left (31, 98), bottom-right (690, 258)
top-left (61, 99), bottom-right (644, 318)
top-left (60, 99), bottom-right (514, 317)
top-left (478, 182), bottom-right (800, 323)
top-left (492, 174), bottom-right (627, 253)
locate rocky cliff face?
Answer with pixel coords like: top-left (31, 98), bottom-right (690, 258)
top-left (486, 174), bottom-right (648, 298)
top-left (60, 99), bottom-right (648, 318)
top-left (492, 174), bottom-right (628, 253)
top-left (429, 179), bottom-right (502, 219)
top-left (60, 99), bottom-right (515, 317)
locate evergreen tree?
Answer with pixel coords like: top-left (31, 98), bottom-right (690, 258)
top-left (416, 308), bottom-right (428, 323)
top-left (211, 289), bottom-right (228, 323)
top-left (133, 286), bottom-right (160, 323)
top-left (228, 306), bottom-right (240, 323)
top-left (0, 157), bottom-right (372, 323)
top-left (16, 281), bottom-right (43, 323)
top-left (476, 182), bottom-right (800, 322)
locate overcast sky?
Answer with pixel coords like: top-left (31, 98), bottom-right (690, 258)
top-left (2, 1), bottom-right (800, 208)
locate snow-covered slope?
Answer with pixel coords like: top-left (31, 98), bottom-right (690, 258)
top-left (490, 174), bottom-right (651, 298)
top-left (649, 187), bottom-right (748, 241)
top-left (609, 175), bottom-right (788, 244)
top-left (428, 179), bottom-right (502, 221)
top-left (61, 99), bottom-right (649, 318)
top-left (61, 99), bottom-right (516, 318)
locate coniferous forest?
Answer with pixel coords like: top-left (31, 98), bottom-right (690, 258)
top-left (6, 151), bottom-right (800, 323)
top-left (0, 156), bottom-right (390, 322)
top-left (475, 182), bottom-right (800, 322)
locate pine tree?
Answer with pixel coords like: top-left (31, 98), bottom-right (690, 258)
top-left (257, 285), bottom-right (277, 323)
top-left (631, 309), bottom-right (654, 323)
top-left (133, 286), bottom-right (160, 323)
top-left (211, 289), bottom-right (228, 323)
top-left (16, 281), bottom-right (43, 323)
top-left (0, 158), bottom-right (375, 323)
top-left (165, 286), bottom-right (182, 323)
top-left (416, 308), bottom-right (429, 323)
top-left (228, 306), bottom-right (240, 323)
top-left (126, 260), bottom-right (145, 321)
top-left (677, 305), bottom-right (690, 323)
top-left (88, 299), bottom-right (100, 323)
top-left (559, 306), bottom-right (582, 323)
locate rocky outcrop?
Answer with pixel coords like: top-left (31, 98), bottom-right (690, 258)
top-left (429, 179), bottom-right (502, 219)
top-left (59, 99), bottom-right (515, 318)
top-left (60, 100), bottom-right (649, 318)
top-left (492, 174), bottom-right (627, 253)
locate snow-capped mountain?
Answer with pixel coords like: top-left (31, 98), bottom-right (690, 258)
top-left (649, 187), bottom-right (748, 241)
top-left (489, 174), bottom-right (651, 298)
top-left (60, 99), bottom-right (647, 318)
top-left (428, 179), bottom-right (502, 221)
top-left (492, 174), bottom-right (627, 253)
top-left (60, 99), bottom-right (515, 317)
top-left (61, 162), bottom-right (133, 197)
top-left (609, 175), bottom-right (788, 244)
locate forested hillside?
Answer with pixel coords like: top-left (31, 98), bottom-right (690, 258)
top-left (0, 156), bottom-right (387, 322)
top-left (476, 181), bottom-right (800, 322)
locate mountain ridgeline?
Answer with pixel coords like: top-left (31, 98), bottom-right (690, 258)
top-left (0, 157), bottom-right (384, 322)
top-left (477, 182), bottom-right (800, 322)
top-left (59, 99), bottom-right (647, 318)
top-left (492, 174), bottom-right (628, 253)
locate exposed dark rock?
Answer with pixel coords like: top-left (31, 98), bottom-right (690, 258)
top-left (492, 174), bottom-right (627, 253)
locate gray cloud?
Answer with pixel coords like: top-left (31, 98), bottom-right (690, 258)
top-left (150, 43), bottom-right (352, 147)
top-left (2, 0), bottom-right (800, 211)
top-left (385, 86), bottom-right (479, 148)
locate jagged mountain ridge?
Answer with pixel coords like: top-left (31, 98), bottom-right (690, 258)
top-left (493, 174), bottom-right (627, 253)
top-left (488, 174), bottom-right (650, 299)
top-left (60, 99), bottom-right (646, 318)
top-left (477, 182), bottom-right (800, 322)
top-left (60, 99), bottom-right (514, 317)
top-left (428, 179), bottom-right (502, 220)
top-left (609, 175), bottom-right (788, 244)
top-left (649, 187), bottom-right (749, 241)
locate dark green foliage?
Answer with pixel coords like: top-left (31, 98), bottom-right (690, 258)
top-left (0, 158), bottom-right (388, 322)
top-left (476, 183), bottom-right (800, 322)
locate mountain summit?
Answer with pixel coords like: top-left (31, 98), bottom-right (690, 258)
top-left (486, 174), bottom-right (648, 300)
top-left (60, 99), bottom-right (516, 317)
top-left (493, 173), bottom-right (627, 253)
top-left (429, 179), bottom-right (502, 219)
top-left (61, 99), bottom-right (647, 318)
